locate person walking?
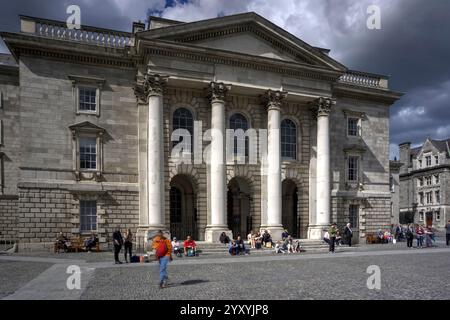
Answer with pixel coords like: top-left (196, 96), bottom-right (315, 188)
top-left (123, 229), bottom-right (133, 263)
top-left (344, 223), bottom-right (353, 247)
top-left (152, 231), bottom-right (172, 289)
top-left (112, 226), bottom-right (124, 264)
top-left (328, 223), bottom-right (338, 253)
top-left (406, 224), bottom-right (414, 248)
top-left (446, 220), bottom-right (450, 246)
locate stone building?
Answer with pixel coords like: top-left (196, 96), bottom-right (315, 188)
top-left (389, 160), bottom-right (402, 225)
top-left (0, 13), bottom-right (402, 248)
top-left (399, 138), bottom-right (450, 229)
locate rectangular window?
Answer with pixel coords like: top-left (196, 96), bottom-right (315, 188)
top-left (349, 204), bottom-right (359, 228)
top-left (390, 176), bottom-right (395, 192)
top-left (436, 211), bottom-right (441, 221)
top-left (79, 137), bottom-right (97, 170)
top-left (418, 192), bottom-right (424, 205)
top-left (347, 118), bottom-right (359, 136)
top-left (79, 87), bottom-right (97, 112)
top-left (348, 156), bottom-right (359, 181)
top-left (419, 212), bottom-right (424, 222)
top-left (426, 192), bottom-right (433, 204)
top-left (435, 155), bottom-right (439, 165)
top-left (80, 200), bottom-right (97, 232)
top-left (418, 160), bottom-right (422, 168)
top-left (435, 191), bottom-right (440, 204)
top-left (435, 174), bottom-right (439, 184)
top-left (418, 178), bottom-right (423, 187)
top-left (426, 156), bottom-right (431, 167)
top-left (426, 176), bottom-right (432, 186)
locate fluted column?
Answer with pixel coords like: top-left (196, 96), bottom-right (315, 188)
top-left (309, 97), bottom-right (333, 240)
top-left (135, 73), bottom-right (168, 239)
top-left (263, 90), bottom-right (287, 241)
top-left (205, 82), bottom-right (232, 243)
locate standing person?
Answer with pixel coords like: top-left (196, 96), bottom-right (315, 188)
top-left (123, 229), bottom-right (133, 263)
top-left (406, 224), bottom-right (414, 248)
top-left (446, 220), bottom-right (450, 246)
top-left (328, 223), bottom-right (338, 253)
top-left (344, 223), bottom-right (353, 247)
top-left (152, 231), bottom-right (172, 289)
top-left (112, 226), bottom-right (123, 264)
top-left (416, 225), bottom-right (424, 248)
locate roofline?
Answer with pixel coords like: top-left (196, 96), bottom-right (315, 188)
top-left (148, 16), bottom-right (185, 25)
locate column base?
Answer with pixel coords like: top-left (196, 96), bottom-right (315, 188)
top-left (204, 226), bottom-right (232, 243)
top-left (136, 225), bottom-right (170, 248)
top-left (308, 225), bottom-right (329, 240)
top-left (264, 226), bottom-right (284, 241)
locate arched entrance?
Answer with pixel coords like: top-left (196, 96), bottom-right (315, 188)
top-left (170, 175), bottom-right (197, 240)
top-left (227, 177), bottom-right (251, 238)
top-left (282, 179), bottom-right (299, 238)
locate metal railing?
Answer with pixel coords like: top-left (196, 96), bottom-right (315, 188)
top-left (21, 15), bottom-right (133, 48)
top-left (339, 70), bottom-right (388, 89)
top-left (0, 236), bottom-right (16, 252)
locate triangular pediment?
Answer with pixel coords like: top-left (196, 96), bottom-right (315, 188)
top-left (139, 12), bottom-right (346, 71)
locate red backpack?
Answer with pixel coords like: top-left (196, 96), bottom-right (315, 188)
top-left (155, 239), bottom-right (168, 258)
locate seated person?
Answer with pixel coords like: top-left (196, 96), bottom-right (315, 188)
top-left (84, 233), bottom-right (98, 252)
top-left (56, 232), bottom-right (69, 253)
top-left (183, 235), bottom-right (197, 256)
top-left (274, 241), bottom-right (286, 254)
top-left (285, 236), bottom-right (295, 253)
top-left (171, 237), bottom-right (183, 257)
top-left (235, 236), bottom-right (247, 255)
top-left (323, 231), bottom-right (330, 245)
top-left (254, 233), bottom-right (262, 249)
top-left (219, 232), bottom-right (230, 244)
top-left (281, 229), bottom-right (290, 240)
top-left (261, 230), bottom-right (273, 248)
top-left (228, 240), bottom-right (237, 255)
top-left (377, 229), bottom-right (385, 243)
top-left (335, 230), bottom-right (342, 246)
top-left (293, 240), bottom-right (302, 253)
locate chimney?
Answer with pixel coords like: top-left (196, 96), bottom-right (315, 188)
top-left (132, 21), bottom-right (145, 33)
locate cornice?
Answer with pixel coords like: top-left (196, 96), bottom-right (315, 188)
top-left (139, 39), bottom-right (343, 83)
top-left (333, 83), bottom-right (403, 105)
top-left (1, 32), bottom-right (135, 69)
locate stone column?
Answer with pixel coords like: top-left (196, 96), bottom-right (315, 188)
top-left (309, 97), bottom-right (333, 240)
top-left (135, 73), bottom-right (168, 240)
top-left (205, 82), bottom-right (232, 242)
top-left (263, 90), bottom-right (287, 241)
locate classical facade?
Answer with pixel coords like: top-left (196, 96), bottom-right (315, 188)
top-left (399, 138), bottom-right (450, 228)
top-left (0, 13), bottom-right (402, 248)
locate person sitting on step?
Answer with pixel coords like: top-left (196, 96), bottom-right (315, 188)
top-left (183, 235), bottom-right (197, 257)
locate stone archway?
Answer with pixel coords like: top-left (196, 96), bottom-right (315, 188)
top-left (170, 174), bottom-right (197, 240)
top-left (227, 177), bottom-right (252, 239)
top-left (282, 179), bottom-right (299, 238)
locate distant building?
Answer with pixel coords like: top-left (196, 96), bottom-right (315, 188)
top-left (399, 138), bottom-right (450, 228)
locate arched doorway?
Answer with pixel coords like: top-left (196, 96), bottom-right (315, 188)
top-left (170, 175), bottom-right (197, 240)
top-left (282, 179), bottom-right (299, 238)
top-left (227, 177), bottom-right (251, 238)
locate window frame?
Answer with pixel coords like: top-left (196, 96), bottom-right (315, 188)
top-left (171, 107), bottom-right (194, 153)
top-left (343, 110), bottom-right (365, 138)
top-left (69, 75), bottom-right (105, 117)
top-left (79, 136), bottom-right (98, 171)
top-left (229, 113), bottom-right (250, 159)
top-left (347, 155), bottom-right (359, 182)
top-left (348, 204), bottom-right (359, 229)
top-left (281, 118), bottom-right (298, 160)
top-left (435, 190), bottom-right (440, 204)
top-left (419, 211), bottom-right (424, 222)
top-left (79, 199), bottom-right (98, 233)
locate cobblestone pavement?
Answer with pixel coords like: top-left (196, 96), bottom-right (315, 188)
top-left (1, 244), bottom-right (450, 300)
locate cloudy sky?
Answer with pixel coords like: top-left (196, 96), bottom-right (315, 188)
top-left (1, 0), bottom-right (449, 159)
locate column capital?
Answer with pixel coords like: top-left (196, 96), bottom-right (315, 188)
top-left (208, 82), bottom-right (231, 103)
top-left (310, 97), bottom-right (335, 117)
top-left (263, 90), bottom-right (288, 111)
top-left (134, 73), bottom-right (168, 104)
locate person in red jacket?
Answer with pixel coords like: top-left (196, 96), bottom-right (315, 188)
top-left (183, 235), bottom-right (197, 256)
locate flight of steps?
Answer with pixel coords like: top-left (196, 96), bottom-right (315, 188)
top-left (194, 239), bottom-right (330, 256)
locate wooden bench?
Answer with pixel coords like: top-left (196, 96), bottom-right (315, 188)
top-left (365, 233), bottom-right (378, 244)
top-left (54, 236), bottom-right (100, 253)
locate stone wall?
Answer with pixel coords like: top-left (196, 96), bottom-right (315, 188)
top-left (0, 196), bottom-right (18, 240)
top-left (17, 183), bottom-right (139, 249)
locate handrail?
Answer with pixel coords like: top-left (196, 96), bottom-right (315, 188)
top-left (339, 70), bottom-right (388, 89)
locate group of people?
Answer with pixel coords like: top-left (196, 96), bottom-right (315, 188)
top-left (323, 223), bottom-right (354, 253)
top-left (376, 224), bottom-right (438, 248)
top-left (55, 232), bottom-right (98, 253)
top-left (274, 235), bottom-right (302, 254)
top-left (112, 227), bottom-right (133, 264)
top-left (171, 235), bottom-right (197, 257)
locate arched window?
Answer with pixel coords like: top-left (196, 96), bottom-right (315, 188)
top-left (172, 108), bottom-right (194, 151)
top-left (229, 113), bottom-right (249, 157)
top-left (281, 119), bottom-right (297, 159)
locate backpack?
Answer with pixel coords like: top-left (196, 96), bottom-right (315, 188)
top-left (155, 239), bottom-right (168, 258)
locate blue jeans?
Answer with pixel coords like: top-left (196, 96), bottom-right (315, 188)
top-left (159, 256), bottom-right (169, 283)
top-left (417, 236), bottom-right (423, 247)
